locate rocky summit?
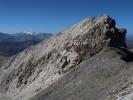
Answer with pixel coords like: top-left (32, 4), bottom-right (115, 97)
top-left (0, 15), bottom-right (133, 100)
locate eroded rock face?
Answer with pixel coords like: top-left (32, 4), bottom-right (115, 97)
top-left (0, 15), bottom-right (127, 100)
top-left (101, 15), bottom-right (127, 48)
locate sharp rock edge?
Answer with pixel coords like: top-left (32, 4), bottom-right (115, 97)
top-left (0, 14), bottom-right (129, 100)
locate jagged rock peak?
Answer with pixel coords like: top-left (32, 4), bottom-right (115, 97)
top-left (63, 14), bottom-right (127, 49)
top-left (0, 15), bottom-right (127, 100)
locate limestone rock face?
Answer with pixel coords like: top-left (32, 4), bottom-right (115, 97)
top-left (0, 15), bottom-right (128, 100)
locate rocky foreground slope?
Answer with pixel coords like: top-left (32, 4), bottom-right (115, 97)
top-left (0, 15), bottom-right (133, 100)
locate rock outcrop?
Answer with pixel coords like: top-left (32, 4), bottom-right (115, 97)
top-left (0, 14), bottom-right (131, 100)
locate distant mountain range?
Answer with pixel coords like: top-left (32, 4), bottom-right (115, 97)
top-left (0, 32), bottom-right (53, 55)
top-left (0, 32), bottom-right (53, 42)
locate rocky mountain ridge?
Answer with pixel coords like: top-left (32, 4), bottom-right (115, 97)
top-left (0, 15), bottom-right (132, 100)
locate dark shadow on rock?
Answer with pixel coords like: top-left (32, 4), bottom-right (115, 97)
top-left (120, 48), bottom-right (133, 62)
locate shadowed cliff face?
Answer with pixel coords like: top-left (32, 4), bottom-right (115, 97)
top-left (100, 16), bottom-right (127, 48)
top-left (0, 15), bottom-right (132, 100)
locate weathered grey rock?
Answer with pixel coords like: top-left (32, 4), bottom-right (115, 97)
top-left (0, 14), bottom-right (130, 100)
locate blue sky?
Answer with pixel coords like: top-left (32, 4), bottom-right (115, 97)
top-left (0, 0), bottom-right (132, 35)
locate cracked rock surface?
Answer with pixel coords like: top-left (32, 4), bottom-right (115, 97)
top-left (0, 15), bottom-right (132, 100)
